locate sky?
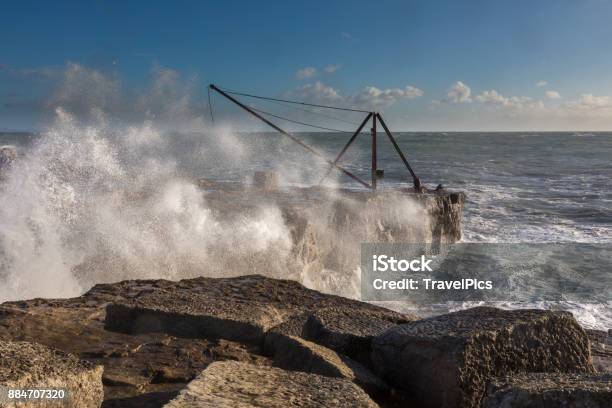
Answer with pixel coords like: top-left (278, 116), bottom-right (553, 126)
top-left (3, 0), bottom-right (612, 131)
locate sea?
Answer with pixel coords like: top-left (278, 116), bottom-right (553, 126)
top-left (1, 130), bottom-right (610, 330)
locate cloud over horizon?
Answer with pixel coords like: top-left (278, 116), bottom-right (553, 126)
top-left (290, 81), bottom-right (423, 109)
top-left (5, 63), bottom-right (612, 131)
top-left (447, 81), bottom-right (472, 103)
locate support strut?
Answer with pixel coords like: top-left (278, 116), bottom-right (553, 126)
top-left (371, 114), bottom-right (377, 189)
top-left (376, 113), bottom-right (422, 192)
top-left (317, 112), bottom-right (372, 185)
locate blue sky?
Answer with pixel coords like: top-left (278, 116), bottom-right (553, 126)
top-left (3, 0), bottom-right (612, 130)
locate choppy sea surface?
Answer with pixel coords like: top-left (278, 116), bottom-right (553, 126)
top-left (288, 132), bottom-right (612, 244)
top-left (2, 131), bottom-right (611, 329)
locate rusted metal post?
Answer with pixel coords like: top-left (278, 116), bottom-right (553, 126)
top-left (209, 84), bottom-right (371, 189)
top-left (371, 113), bottom-right (377, 190)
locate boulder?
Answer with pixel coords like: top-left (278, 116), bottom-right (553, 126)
top-left (105, 290), bottom-right (287, 344)
top-left (303, 307), bottom-right (413, 366)
top-left (264, 332), bottom-right (388, 395)
top-left (266, 312), bottom-right (311, 338)
top-left (104, 275), bottom-right (414, 346)
top-left (481, 373), bottom-right (612, 408)
top-left (163, 361), bottom-right (379, 408)
top-left (0, 340), bottom-right (103, 408)
top-left (372, 307), bottom-right (594, 408)
top-left (0, 292), bottom-right (270, 407)
top-left (588, 329), bottom-right (612, 373)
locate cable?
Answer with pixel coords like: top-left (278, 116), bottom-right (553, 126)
top-left (218, 86), bottom-right (370, 113)
top-left (248, 105), bottom-right (357, 133)
top-left (264, 98), bottom-right (362, 127)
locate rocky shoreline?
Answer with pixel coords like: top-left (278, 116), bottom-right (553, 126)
top-left (1, 275), bottom-right (610, 407)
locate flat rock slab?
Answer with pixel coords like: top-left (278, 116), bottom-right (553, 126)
top-left (372, 307), bottom-right (594, 408)
top-left (163, 361), bottom-right (379, 408)
top-left (104, 275), bottom-right (416, 345)
top-left (303, 307), bottom-right (412, 366)
top-left (105, 291), bottom-right (286, 344)
top-left (264, 332), bottom-right (388, 395)
top-left (0, 340), bottom-right (103, 408)
top-left (482, 373), bottom-right (612, 408)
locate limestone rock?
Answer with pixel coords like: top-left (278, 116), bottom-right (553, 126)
top-left (372, 307), bottom-right (594, 408)
top-left (163, 361), bottom-right (379, 408)
top-left (0, 340), bottom-right (103, 408)
top-left (588, 329), bottom-right (612, 373)
top-left (104, 275), bottom-right (412, 345)
top-left (0, 294), bottom-right (269, 407)
top-left (303, 307), bottom-right (414, 366)
top-left (481, 373), bottom-right (612, 408)
top-left (264, 332), bottom-right (388, 395)
top-left (105, 290), bottom-right (286, 344)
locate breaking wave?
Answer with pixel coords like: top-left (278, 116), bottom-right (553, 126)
top-left (0, 110), bottom-right (297, 301)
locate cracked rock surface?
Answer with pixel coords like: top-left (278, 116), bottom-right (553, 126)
top-left (372, 307), bottom-right (594, 408)
top-left (482, 372), bottom-right (612, 408)
top-left (1, 276), bottom-right (608, 408)
top-left (0, 340), bottom-right (104, 408)
top-left (163, 361), bottom-right (379, 408)
top-left (1, 275), bottom-right (413, 407)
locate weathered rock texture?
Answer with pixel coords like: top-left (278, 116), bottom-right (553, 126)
top-left (264, 332), bottom-right (387, 395)
top-left (104, 275), bottom-right (416, 346)
top-left (481, 373), bottom-right (612, 408)
top-left (588, 329), bottom-right (612, 373)
top-left (372, 307), bottom-right (594, 408)
top-left (1, 275), bottom-right (414, 407)
top-left (0, 340), bottom-right (103, 408)
top-left (302, 307), bottom-right (406, 366)
top-left (2, 276), bottom-right (605, 408)
top-left (163, 361), bottom-right (379, 408)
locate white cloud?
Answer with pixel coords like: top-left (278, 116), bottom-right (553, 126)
top-left (447, 81), bottom-right (472, 103)
top-left (290, 81), bottom-right (423, 109)
top-left (562, 93), bottom-right (612, 117)
top-left (350, 85), bottom-right (423, 108)
top-left (472, 88), bottom-right (612, 120)
top-left (475, 89), bottom-right (507, 105)
top-left (324, 64), bottom-right (341, 74)
top-left (569, 93), bottom-right (612, 107)
top-left (536, 80), bottom-right (547, 87)
top-left (292, 81), bottom-right (342, 103)
top-left (341, 32), bottom-right (352, 39)
top-left (295, 67), bottom-right (317, 80)
top-left (474, 89), bottom-right (545, 115)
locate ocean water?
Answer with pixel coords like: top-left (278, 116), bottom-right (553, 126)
top-left (1, 130), bottom-right (610, 329)
top-left (279, 132), bottom-right (612, 244)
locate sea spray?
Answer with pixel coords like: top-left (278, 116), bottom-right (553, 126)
top-left (0, 110), bottom-right (295, 301)
top-left (0, 63), bottom-right (434, 307)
